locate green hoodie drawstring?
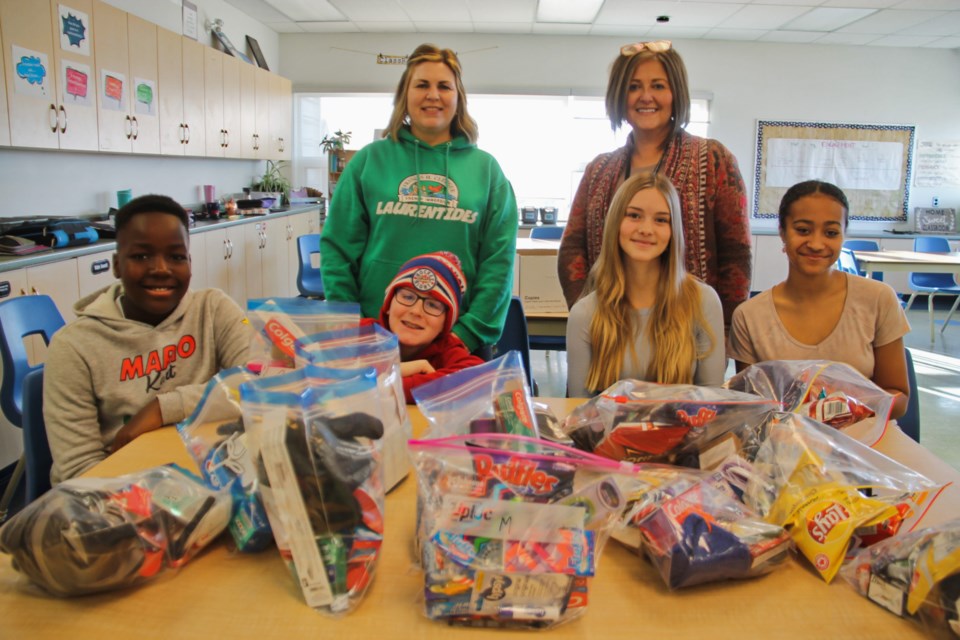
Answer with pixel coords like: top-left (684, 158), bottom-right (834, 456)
top-left (411, 136), bottom-right (452, 224)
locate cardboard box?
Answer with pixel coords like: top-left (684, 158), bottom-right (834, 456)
top-left (518, 253), bottom-right (566, 313)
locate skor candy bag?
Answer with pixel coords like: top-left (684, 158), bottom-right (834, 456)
top-left (239, 366), bottom-right (385, 615)
top-left (295, 322), bottom-right (413, 490)
top-left (742, 412), bottom-right (943, 583)
top-left (562, 379), bottom-right (776, 466)
top-left (245, 297), bottom-right (360, 372)
top-left (841, 518), bottom-right (960, 639)
top-left (0, 464), bottom-right (230, 596)
top-left (413, 351), bottom-right (538, 439)
top-left (177, 367), bottom-right (272, 552)
top-left (725, 360), bottom-right (894, 446)
top-left (409, 434), bottom-right (632, 628)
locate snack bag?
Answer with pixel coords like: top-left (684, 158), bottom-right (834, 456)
top-left (239, 365), bottom-right (385, 615)
top-left (0, 464), bottom-right (230, 597)
top-left (413, 351), bottom-right (538, 439)
top-left (245, 297), bottom-right (360, 372)
top-left (841, 518), bottom-right (960, 639)
top-left (562, 379), bottom-right (776, 466)
top-left (743, 412), bottom-right (942, 583)
top-left (633, 474), bottom-right (792, 589)
top-left (294, 322), bottom-right (413, 490)
top-left (725, 360), bottom-right (894, 446)
top-left (409, 434), bottom-right (632, 628)
top-left (177, 367), bottom-right (272, 552)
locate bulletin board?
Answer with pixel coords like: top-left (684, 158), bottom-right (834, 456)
top-left (753, 120), bottom-right (915, 222)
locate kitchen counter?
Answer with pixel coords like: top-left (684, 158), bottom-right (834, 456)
top-left (0, 205), bottom-right (322, 274)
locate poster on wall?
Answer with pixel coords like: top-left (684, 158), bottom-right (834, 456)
top-left (61, 59), bottom-right (92, 106)
top-left (100, 69), bottom-right (125, 111)
top-left (133, 77), bottom-right (156, 116)
top-left (182, 0), bottom-right (198, 40)
top-left (58, 4), bottom-right (91, 56)
top-left (914, 140), bottom-right (960, 188)
top-left (11, 46), bottom-right (50, 98)
top-left (753, 120), bottom-right (915, 222)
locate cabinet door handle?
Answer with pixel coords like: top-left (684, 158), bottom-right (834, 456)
top-left (225, 129), bottom-right (229, 148)
top-left (185, 123), bottom-right (191, 143)
top-left (223, 238), bottom-right (229, 260)
top-left (228, 239), bottom-right (234, 258)
top-left (30, 287), bottom-right (38, 295)
top-left (59, 105), bottom-right (67, 133)
top-left (286, 224), bottom-right (293, 240)
top-left (278, 137), bottom-right (284, 152)
top-left (179, 123), bottom-right (185, 143)
top-left (253, 133), bottom-right (259, 150)
top-left (49, 104), bottom-right (58, 132)
top-left (125, 115), bottom-right (132, 139)
top-left (132, 116), bottom-right (139, 140)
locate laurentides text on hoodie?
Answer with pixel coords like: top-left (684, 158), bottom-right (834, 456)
top-left (119, 334), bottom-right (196, 393)
top-left (375, 201), bottom-right (478, 224)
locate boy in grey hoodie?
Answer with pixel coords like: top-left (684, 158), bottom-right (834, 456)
top-left (43, 195), bottom-right (253, 482)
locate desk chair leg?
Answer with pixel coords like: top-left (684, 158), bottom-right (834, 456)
top-left (929, 294), bottom-right (936, 343)
top-left (941, 295), bottom-right (960, 334)
top-left (904, 293), bottom-right (918, 312)
top-left (0, 455), bottom-right (24, 523)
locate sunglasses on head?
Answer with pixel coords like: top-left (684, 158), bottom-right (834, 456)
top-left (620, 40), bottom-right (672, 57)
top-left (394, 287), bottom-right (447, 317)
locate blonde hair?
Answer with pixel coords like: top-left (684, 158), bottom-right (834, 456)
top-left (604, 47), bottom-right (691, 141)
top-left (583, 173), bottom-right (714, 391)
top-left (385, 43), bottom-right (479, 144)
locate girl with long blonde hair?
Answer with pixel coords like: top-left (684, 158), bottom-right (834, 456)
top-left (566, 173), bottom-right (725, 396)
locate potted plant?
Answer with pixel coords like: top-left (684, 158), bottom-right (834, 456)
top-left (255, 160), bottom-right (291, 206)
top-left (320, 130), bottom-right (352, 173)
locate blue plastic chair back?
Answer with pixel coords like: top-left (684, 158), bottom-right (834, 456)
top-left (837, 248), bottom-right (859, 275)
top-left (911, 236), bottom-right (958, 291)
top-left (21, 368), bottom-right (50, 502)
top-left (493, 297), bottom-right (534, 391)
top-left (296, 234), bottom-right (325, 298)
top-left (530, 226), bottom-right (564, 241)
top-left (0, 295), bottom-right (65, 428)
top-left (843, 240), bottom-right (882, 280)
top-left (900, 349), bottom-right (920, 443)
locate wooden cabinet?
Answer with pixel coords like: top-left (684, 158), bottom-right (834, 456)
top-left (0, 28), bottom-right (10, 146)
top-left (125, 14), bottom-right (160, 154)
top-left (204, 49), bottom-right (241, 158)
top-left (269, 73), bottom-right (291, 160)
top-left (76, 249), bottom-right (114, 299)
top-left (181, 37), bottom-right (205, 156)
top-left (202, 226), bottom-right (246, 305)
top-left (156, 27), bottom-right (184, 155)
top-left (221, 55), bottom-right (241, 158)
top-left (0, 0), bottom-right (99, 150)
top-left (240, 64), bottom-right (269, 158)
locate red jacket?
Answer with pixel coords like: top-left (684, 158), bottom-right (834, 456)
top-left (360, 319), bottom-right (484, 403)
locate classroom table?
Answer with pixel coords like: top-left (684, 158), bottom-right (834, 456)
top-left (854, 250), bottom-right (960, 341)
top-left (1, 399), bottom-right (957, 640)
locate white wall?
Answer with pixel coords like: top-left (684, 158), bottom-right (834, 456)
top-left (280, 33), bottom-right (960, 231)
top-left (0, 0), bottom-right (282, 219)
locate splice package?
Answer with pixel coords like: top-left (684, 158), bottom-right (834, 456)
top-left (413, 351), bottom-right (538, 439)
top-left (842, 518), bottom-right (960, 638)
top-left (177, 367), bottom-right (272, 552)
top-left (561, 379), bottom-right (777, 466)
top-left (743, 412), bottom-right (943, 583)
top-left (294, 322), bottom-right (413, 490)
top-left (725, 360), bottom-right (894, 446)
top-left (0, 464), bottom-right (230, 596)
top-left (629, 471), bottom-right (793, 589)
top-left (245, 297), bottom-right (359, 372)
top-left (409, 434), bottom-right (632, 628)
top-left (240, 366), bottom-right (385, 615)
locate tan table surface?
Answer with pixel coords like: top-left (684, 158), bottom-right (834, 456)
top-left (1, 399), bottom-right (956, 640)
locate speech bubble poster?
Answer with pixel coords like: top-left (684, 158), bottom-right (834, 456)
top-left (133, 77), bottom-right (156, 116)
top-left (12, 45), bottom-right (50, 98)
top-left (59, 5), bottom-right (90, 56)
top-left (61, 59), bottom-right (91, 106)
top-left (100, 68), bottom-right (125, 110)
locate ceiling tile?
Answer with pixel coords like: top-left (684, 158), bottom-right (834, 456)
top-left (719, 5), bottom-right (813, 29)
top-left (645, 26), bottom-right (713, 38)
top-left (899, 11), bottom-right (960, 35)
top-left (473, 21), bottom-right (533, 33)
top-left (263, 0), bottom-right (344, 21)
top-left (265, 21), bottom-right (306, 32)
top-left (532, 23), bottom-right (593, 34)
top-left (922, 35), bottom-right (960, 46)
top-left (413, 21), bottom-right (475, 33)
top-left (868, 33), bottom-right (941, 44)
top-left (759, 29), bottom-right (825, 42)
top-left (784, 7), bottom-right (878, 30)
top-left (892, 0), bottom-right (960, 9)
top-left (295, 21), bottom-right (359, 32)
top-left (839, 9), bottom-right (947, 33)
top-left (465, 0), bottom-right (536, 22)
top-left (814, 31), bottom-right (881, 44)
top-left (399, 0), bottom-right (471, 21)
top-left (329, 0), bottom-right (409, 21)
top-left (703, 28), bottom-right (766, 40)
top-left (224, 0), bottom-right (292, 22)
top-left (820, 0), bottom-right (897, 6)
top-left (589, 24), bottom-right (653, 36)
top-left (351, 20), bottom-right (418, 32)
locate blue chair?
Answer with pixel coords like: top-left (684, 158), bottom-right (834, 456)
top-left (904, 236), bottom-right (960, 340)
top-left (21, 368), bottom-right (51, 503)
top-left (900, 349), bottom-right (920, 443)
top-left (530, 226), bottom-right (564, 241)
top-left (296, 234), bottom-right (325, 299)
top-left (842, 240), bottom-right (882, 280)
top-left (0, 295), bottom-right (65, 522)
top-left (837, 247), bottom-right (860, 275)
top-left (493, 296), bottom-right (535, 392)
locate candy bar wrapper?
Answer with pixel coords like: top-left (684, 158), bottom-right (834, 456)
top-left (841, 518), bottom-right (960, 639)
top-left (409, 434), bottom-right (633, 628)
top-left (245, 297), bottom-right (359, 373)
top-left (633, 475), bottom-right (792, 589)
top-left (239, 365), bottom-right (385, 616)
top-left (0, 464), bottom-right (230, 597)
top-left (413, 351), bottom-right (537, 439)
top-left (561, 379), bottom-right (777, 466)
top-left (742, 412), bottom-right (943, 583)
top-left (294, 322), bottom-right (412, 491)
top-left (725, 359), bottom-right (894, 447)
top-left (177, 367), bottom-right (273, 552)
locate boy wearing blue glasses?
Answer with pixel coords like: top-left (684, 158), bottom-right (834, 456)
top-left (376, 251), bottom-right (483, 401)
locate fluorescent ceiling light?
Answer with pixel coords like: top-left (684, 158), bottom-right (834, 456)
top-left (537, 0), bottom-right (605, 24)
top-left (264, 0), bottom-right (345, 22)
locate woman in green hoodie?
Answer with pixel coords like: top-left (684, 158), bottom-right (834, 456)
top-left (321, 43), bottom-right (518, 355)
